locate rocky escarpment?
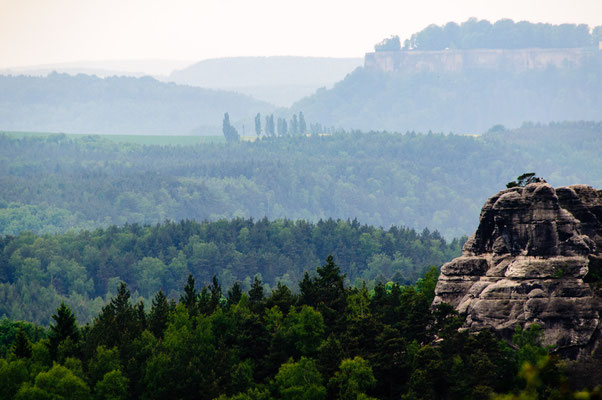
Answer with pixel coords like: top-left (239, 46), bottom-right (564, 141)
top-left (433, 183), bottom-right (602, 357)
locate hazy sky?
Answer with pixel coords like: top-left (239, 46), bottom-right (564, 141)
top-left (1, 0), bottom-right (601, 69)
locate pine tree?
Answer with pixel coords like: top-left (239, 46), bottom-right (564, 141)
top-left (209, 274), bottom-right (222, 312)
top-left (48, 302), bottom-right (80, 360)
top-left (298, 271), bottom-right (317, 307)
top-left (227, 282), bottom-right (243, 305)
top-left (180, 274), bottom-right (198, 315)
top-left (149, 290), bottom-right (169, 338)
top-left (249, 276), bottom-right (265, 314)
top-left (315, 256), bottom-right (347, 335)
top-left (12, 327), bottom-right (32, 359)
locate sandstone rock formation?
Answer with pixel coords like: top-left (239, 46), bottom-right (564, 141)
top-left (433, 183), bottom-right (602, 357)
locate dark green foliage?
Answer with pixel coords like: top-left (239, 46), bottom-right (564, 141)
top-left (85, 283), bottom-right (144, 359)
top-left (47, 302), bottom-right (79, 361)
top-left (0, 264), bottom-right (597, 400)
top-left (11, 328), bottom-right (32, 359)
top-left (149, 290), bottom-right (169, 338)
top-left (506, 172), bottom-right (545, 188)
top-left (248, 276), bottom-right (265, 314)
top-left (227, 282), bottom-right (243, 305)
top-left (0, 319), bottom-right (46, 358)
top-left (0, 216), bottom-right (462, 324)
top-left (180, 274), bottom-right (198, 315)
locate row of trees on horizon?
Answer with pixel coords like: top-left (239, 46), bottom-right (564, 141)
top-left (375, 18), bottom-right (602, 52)
top-left (224, 111), bottom-right (342, 142)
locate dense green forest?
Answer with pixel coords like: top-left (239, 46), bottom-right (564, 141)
top-left (1, 263), bottom-right (599, 399)
top-left (2, 122), bottom-right (602, 239)
top-left (0, 218), bottom-right (462, 324)
top-left (391, 19), bottom-right (601, 51)
top-left (0, 73), bottom-right (274, 135)
top-left (294, 55), bottom-right (602, 132)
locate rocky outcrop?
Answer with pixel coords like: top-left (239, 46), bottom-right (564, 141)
top-left (433, 183), bottom-right (602, 357)
top-left (364, 48), bottom-right (601, 74)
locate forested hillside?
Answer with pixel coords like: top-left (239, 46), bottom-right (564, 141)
top-left (0, 264), bottom-right (598, 399)
top-left (0, 218), bottom-right (461, 324)
top-left (294, 59), bottom-right (602, 132)
top-left (0, 73), bottom-right (273, 134)
top-left (294, 20), bottom-right (602, 133)
top-left (2, 122), bottom-right (602, 239)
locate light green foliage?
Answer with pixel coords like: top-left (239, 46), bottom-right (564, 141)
top-left (283, 306), bottom-right (325, 356)
top-left (346, 286), bottom-right (371, 320)
top-left (134, 257), bottom-right (167, 299)
top-left (20, 363), bottom-right (90, 400)
top-left (513, 324), bottom-right (549, 368)
top-left (274, 357), bottom-right (326, 400)
top-left (94, 369), bottom-right (128, 400)
top-left (328, 356), bottom-right (377, 400)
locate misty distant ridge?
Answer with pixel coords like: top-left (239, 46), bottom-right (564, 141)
top-left (167, 56), bottom-right (363, 106)
top-left (2, 56), bottom-right (363, 107)
top-left (2, 19), bottom-right (602, 135)
top-left (0, 59), bottom-right (194, 79)
top-left (0, 73), bottom-right (273, 135)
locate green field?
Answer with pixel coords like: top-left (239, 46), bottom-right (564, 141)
top-left (1, 130), bottom-right (225, 145)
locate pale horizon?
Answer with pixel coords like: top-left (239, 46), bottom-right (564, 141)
top-left (1, 0), bottom-right (601, 73)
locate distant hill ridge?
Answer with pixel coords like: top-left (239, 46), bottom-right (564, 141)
top-left (167, 56), bottom-right (363, 106)
top-left (0, 73), bottom-right (274, 135)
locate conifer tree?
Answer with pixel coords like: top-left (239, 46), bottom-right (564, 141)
top-left (48, 302), bottom-right (80, 360)
top-left (12, 327), bottom-right (32, 359)
top-left (227, 282), bottom-right (243, 305)
top-left (149, 290), bottom-right (169, 338)
top-left (180, 274), bottom-right (198, 315)
top-left (209, 274), bottom-right (222, 312)
top-left (249, 276), bottom-right (265, 314)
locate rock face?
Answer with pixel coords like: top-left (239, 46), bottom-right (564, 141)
top-left (433, 183), bottom-right (602, 357)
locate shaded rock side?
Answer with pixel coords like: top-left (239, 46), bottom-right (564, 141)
top-left (433, 183), bottom-right (602, 356)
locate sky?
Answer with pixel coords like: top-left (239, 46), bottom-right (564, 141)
top-left (1, 0), bottom-right (601, 71)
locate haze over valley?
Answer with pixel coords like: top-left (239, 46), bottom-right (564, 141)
top-left (1, 2), bottom-right (602, 399)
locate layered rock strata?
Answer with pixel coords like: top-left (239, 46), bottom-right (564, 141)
top-left (433, 183), bottom-right (602, 356)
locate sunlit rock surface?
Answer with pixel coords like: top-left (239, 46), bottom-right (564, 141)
top-left (433, 183), bottom-right (602, 357)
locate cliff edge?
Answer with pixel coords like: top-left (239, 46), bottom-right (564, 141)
top-left (433, 183), bottom-right (602, 357)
